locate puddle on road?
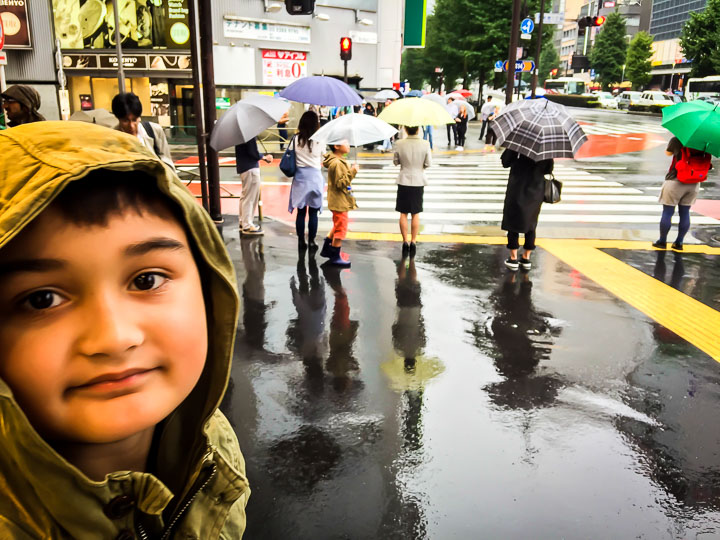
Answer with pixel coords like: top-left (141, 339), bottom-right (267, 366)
top-left (219, 232), bottom-right (720, 539)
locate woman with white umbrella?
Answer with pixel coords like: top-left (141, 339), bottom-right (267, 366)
top-left (289, 111), bottom-right (326, 251)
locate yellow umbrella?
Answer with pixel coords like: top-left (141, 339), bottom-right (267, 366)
top-left (381, 354), bottom-right (445, 392)
top-left (378, 98), bottom-right (456, 127)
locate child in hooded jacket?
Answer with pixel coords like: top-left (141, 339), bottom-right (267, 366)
top-left (0, 122), bottom-right (249, 539)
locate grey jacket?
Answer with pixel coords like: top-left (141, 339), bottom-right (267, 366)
top-left (393, 134), bottom-right (432, 186)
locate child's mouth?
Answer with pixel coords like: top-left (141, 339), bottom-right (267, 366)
top-left (68, 367), bottom-right (160, 397)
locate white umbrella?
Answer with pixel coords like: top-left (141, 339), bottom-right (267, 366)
top-left (310, 113), bottom-right (397, 146)
top-left (449, 101), bottom-right (476, 121)
top-left (422, 94), bottom-right (448, 107)
top-left (446, 92), bottom-right (466, 101)
top-left (69, 109), bottom-right (117, 129)
top-left (373, 89), bottom-right (401, 101)
top-left (209, 95), bottom-right (290, 151)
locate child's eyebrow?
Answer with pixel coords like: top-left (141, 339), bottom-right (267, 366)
top-left (124, 237), bottom-right (187, 257)
top-left (0, 258), bottom-right (66, 277)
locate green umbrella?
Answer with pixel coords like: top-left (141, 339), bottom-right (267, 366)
top-left (661, 100), bottom-right (720, 157)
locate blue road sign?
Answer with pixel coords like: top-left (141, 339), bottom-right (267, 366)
top-left (503, 60), bottom-right (536, 73)
top-left (494, 60), bottom-right (504, 70)
top-left (520, 18), bottom-right (535, 34)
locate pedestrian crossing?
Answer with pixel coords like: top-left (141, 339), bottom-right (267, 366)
top-left (579, 121), bottom-right (668, 136)
top-left (316, 154), bottom-right (718, 229)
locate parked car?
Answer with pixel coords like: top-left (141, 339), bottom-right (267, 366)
top-left (593, 91), bottom-right (618, 109)
top-left (617, 91), bottom-right (642, 110)
top-left (637, 91), bottom-right (676, 107)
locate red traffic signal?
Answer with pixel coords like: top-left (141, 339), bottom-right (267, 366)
top-left (593, 15), bottom-right (606, 26)
top-left (340, 37), bottom-right (352, 61)
top-left (550, 68), bottom-right (559, 77)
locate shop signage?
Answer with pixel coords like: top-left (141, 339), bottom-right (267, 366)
top-left (403, 0), bottom-right (426, 48)
top-left (53, 0), bottom-right (189, 50)
top-left (0, 0), bottom-right (32, 49)
top-left (349, 30), bottom-right (377, 44)
top-left (215, 97), bottom-right (230, 109)
top-left (261, 49), bottom-right (307, 86)
top-left (62, 53), bottom-right (191, 71)
top-left (224, 17), bottom-right (311, 44)
top-left (0, 51), bottom-right (6, 64)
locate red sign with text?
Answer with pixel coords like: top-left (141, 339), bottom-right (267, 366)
top-left (0, 15), bottom-right (5, 50)
top-left (262, 50), bottom-right (307, 86)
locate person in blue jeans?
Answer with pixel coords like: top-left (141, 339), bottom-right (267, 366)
top-left (422, 125), bottom-right (433, 150)
top-left (652, 137), bottom-right (708, 251)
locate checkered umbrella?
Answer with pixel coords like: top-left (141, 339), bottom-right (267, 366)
top-left (492, 99), bottom-right (588, 160)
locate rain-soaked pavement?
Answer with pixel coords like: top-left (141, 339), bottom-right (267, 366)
top-left (217, 219), bottom-right (720, 539)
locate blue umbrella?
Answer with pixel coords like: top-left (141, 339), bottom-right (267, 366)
top-left (406, 89), bottom-right (424, 97)
top-left (279, 76), bottom-right (363, 106)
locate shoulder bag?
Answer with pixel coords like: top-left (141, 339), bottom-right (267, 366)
top-left (279, 135), bottom-right (297, 177)
top-left (543, 173), bottom-right (562, 204)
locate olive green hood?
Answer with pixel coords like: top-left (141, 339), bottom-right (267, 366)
top-left (0, 121), bottom-right (247, 538)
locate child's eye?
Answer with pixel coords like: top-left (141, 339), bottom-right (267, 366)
top-left (22, 290), bottom-right (65, 311)
top-left (130, 272), bottom-right (169, 291)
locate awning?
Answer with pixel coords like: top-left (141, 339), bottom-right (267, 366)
top-left (651, 66), bottom-right (692, 76)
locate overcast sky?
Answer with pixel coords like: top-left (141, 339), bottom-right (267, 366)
top-left (427, 0), bottom-right (435, 14)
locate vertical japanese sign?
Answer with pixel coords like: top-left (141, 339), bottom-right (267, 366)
top-left (403, 0), bottom-right (426, 48)
top-left (0, 0), bottom-right (32, 48)
top-left (261, 49), bottom-right (307, 86)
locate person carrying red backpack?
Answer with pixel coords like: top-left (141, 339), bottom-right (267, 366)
top-left (653, 136), bottom-right (712, 250)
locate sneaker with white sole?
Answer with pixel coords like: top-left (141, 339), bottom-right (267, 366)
top-left (240, 225), bottom-right (263, 236)
top-left (504, 257), bottom-right (519, 271)
top-left (519, 258), bottom-right (532, 271)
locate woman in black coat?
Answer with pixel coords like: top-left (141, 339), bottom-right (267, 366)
top-left (501, 149), bottom-right (554, 271)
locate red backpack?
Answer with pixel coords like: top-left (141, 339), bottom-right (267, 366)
top-left (674, 147), bottom-right (712, 184)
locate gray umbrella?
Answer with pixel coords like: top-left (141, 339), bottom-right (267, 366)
top-left (209, 95), bottom-right (290, 151)
top-left (492, 99), bottom-right (588, 160)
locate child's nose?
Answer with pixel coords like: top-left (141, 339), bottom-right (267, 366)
top-left (76, 293), bottom-right (144, 358)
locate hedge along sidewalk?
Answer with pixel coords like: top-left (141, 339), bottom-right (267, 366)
top-left (544, 94), bottom-right (601, 108)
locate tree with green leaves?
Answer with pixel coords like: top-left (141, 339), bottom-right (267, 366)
top-left (625, 31), bottom-right (654, 90)
top-left (590, 12), bottom-right (627, 89)
top-left (538, 38), bottom-right (561, 84)
top-left (680, 0), bottom-right (720, 78)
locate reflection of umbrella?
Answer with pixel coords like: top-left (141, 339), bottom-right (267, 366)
top-left (69, 109), bottom-right (117, 128)
top-left (405, 89), bottom-right (424, 97)
top-left (493, 98), bottom-right (588, 160)
top-left (372, 89), bottom-right (401, 101)
top-left (310, 112), bottom-right (397, 146)
top-left (662, 101), bottom-right (720, 157)
top-left (378, 98), bottom-right (455, 127)
top-left (381, 354), bottom-right (445, 392)
top-left (209, 95), bottom-right (290, 150)
top-left (279, 76), bottom-right (363, 106)
top-left (449, 101), bottom-right (476, 121)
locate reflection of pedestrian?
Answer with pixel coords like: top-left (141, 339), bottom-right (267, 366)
top-left (322, 266), bottom-right (359, 392)
top-left (653, 250), bottom-right (685, 290)
top-left (501, 149), bottom-right (553, 271)
top-left (652, 136), bottom-right (710, 251)
top-left (288, 255), bottom-right (327, 365)
top-left (1, 85), bottom-right (45, 127)
top-left (392, 258), bottom-right (426, 362)
top-left (241, 237), bottom-right (268, 349)
top-left (394, 126), bottom-right (432, 257)
top-left (235, 137), bottom-right (273, 235)
top-left (289, 111), bottom-right (324, 251)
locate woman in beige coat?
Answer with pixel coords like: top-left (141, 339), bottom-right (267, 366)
top-left (393, 125), bottom-right (432, 257)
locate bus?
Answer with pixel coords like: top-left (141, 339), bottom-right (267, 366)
top-left (685, 76), bottom-right (720, 102)
top-left (543, 77), bottom-right (588, 95)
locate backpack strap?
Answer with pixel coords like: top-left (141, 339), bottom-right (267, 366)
top-left (142, 121), bottom-right (160, 157)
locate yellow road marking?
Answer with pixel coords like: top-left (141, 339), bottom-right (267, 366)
top-left (344, 232), bottom-right (720, 360)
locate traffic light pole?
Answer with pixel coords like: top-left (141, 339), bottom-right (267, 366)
top-left (344, 60), bottom-right (348, 84)
top-left (530, 0), bottom-right (545, 98)
top-left (505, 0), bottom-right (522, 105)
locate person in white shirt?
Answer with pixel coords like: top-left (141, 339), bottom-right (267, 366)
top-left (111, 92), bottom-right (175, 171)
top-left (479, 96), bottom-right (497, 141)
top-left (289, 111), bottom-right (326, 251)
top-left (393, 125), bottom-right (432, 257)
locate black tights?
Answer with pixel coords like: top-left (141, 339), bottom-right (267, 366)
top-left (507, 230), bottom-right (536, 250)
top-left (296, 206), bottom-right (319, 241)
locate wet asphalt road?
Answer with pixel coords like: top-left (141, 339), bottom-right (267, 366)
top-left (217, 219), bottom-right (720, 540)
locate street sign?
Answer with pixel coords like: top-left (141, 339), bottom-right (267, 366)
top-left (494, 60), bottom-right (504, 70)
top-left (503, 60), bottom-right (535, 73)
top-left (535, 12), bottom-right (565, 25)
top-left (520, 18), bottom-right (535, 34)
top-left (520, 33), bottom-right (531, 40)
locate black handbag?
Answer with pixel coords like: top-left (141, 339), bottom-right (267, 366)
top-left (543, 173), bottom-right (562, 204)
top-left (279, 135), bottom-right (297, 177)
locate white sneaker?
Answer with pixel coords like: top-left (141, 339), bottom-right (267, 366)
top-left (455, 146), bottom-right (464, 151)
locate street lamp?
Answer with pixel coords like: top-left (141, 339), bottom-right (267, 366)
top-left (263, 0), bottom-right (283, 12)
top-left (313, 12), bottom-right (330, 20)
top-left (355, 10), bottom-right (374, 25)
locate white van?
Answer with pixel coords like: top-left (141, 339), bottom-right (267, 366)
top-left (616, 91), bottom-right (642, 109)
top-left (637, 91), bottom-right (675, 106)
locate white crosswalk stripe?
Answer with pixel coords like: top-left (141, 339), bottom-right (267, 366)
top-left (317, 155), bottom-right (719, 227)
top-left (579, 121), bottom-right (668, 135)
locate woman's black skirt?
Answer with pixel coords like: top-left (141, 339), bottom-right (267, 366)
top-left (395, 185), bottom-right (424, 214)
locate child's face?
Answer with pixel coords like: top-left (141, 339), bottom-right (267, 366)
top-left (0, 206), bottom-right (208, 444)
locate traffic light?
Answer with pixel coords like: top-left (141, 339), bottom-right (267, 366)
top-left (550, 68), bottom-right (559, 77)
top-left (578, 15), bottom-right (606, 28)
top-left (285, 0), bottom-right (314, 15)
top-left (593, 15), bottom-right (606, 26)
top-left (340, 37), bottom-right (352, 61)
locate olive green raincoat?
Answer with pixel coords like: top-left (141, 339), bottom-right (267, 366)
top-left (323, 152), bottom-right (358, 213)
top-left (0, 122), bottom-right (249, 539)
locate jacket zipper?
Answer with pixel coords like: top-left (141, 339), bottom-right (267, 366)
top-left (136, 520), bottom-right (149, 540)
top-left (159, 463), bottom-right (217, 540)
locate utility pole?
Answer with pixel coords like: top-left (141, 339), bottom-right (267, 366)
top-left (505, 0), bottom-right (522, 105)
top-left (112, 0), bottom-right (126, 92)
top-left (198, 0), bottom-right (222, 222)
top-left (188, 0), bottom-right (209, 211)
top-left (530, 0), bottom-right (545, 98)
